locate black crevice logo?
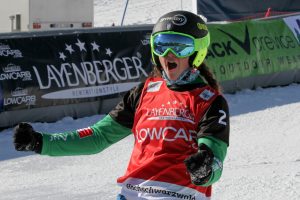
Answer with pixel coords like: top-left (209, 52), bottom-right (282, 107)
top-left (218, 26), bottom-right (251, 55)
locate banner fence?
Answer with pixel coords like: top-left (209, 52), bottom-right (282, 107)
top-left (1, 15), bottom-right (300, 127)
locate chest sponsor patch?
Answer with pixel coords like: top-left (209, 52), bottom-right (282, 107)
top-left (199, 89), bottom-right (215, 101)
top-left (147, 81), bottom-right (163, 92)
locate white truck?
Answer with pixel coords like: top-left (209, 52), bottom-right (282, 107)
top-left (0, 0), bottom-right (93, 33)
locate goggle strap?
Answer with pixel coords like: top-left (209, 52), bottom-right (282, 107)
top-left (195, 33), bottom-right (210, 50)
top-left (193, 48), bottom-right (208, 67)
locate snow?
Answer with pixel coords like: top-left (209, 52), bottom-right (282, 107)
top-left (1, 0), bottom-right (300, 199)
top-left (2, 85), bottom-right (300, 200)
top-left (93, 0), bottom-right (192, 27)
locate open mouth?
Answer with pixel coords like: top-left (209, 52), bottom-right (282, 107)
top-left (167, 61), bottom-right (177, 70)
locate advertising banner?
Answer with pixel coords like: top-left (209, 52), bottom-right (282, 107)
top-left (194, 0), bottom-right (300, 22)
top-left (0, 30), bottom-right (152, 112)
top-left (1, 16), bottom-right (300, 127)
top-left (206, 15), bottom-right (300, 82)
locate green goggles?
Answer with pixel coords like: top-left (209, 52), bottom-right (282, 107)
top-left (151, 31), bottom-right (210, 58)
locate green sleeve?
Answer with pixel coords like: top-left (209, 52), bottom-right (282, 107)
top-left (41, 115), bottom-right (132, 156)
top-left (198, 136), bottom-right (228, 186)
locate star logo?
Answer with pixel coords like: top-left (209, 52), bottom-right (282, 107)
top-left (57, 37), bottom-right (116, 62)
top-left (91, 41), bottom-right (100, 51)
top-left (75, 39), bottom-right (86, 52)
top-left (65, 44), bottom-right (74, 54)
top-left (59, 52), bottom-right (66, 61)
top-left (105, 48), bottom-right (113, 56)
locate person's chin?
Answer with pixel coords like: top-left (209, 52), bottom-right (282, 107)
top-left (166, 72), bottom-right (179, 81)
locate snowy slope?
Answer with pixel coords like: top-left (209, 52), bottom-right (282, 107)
top-left (93, 0), bottom-right (192, 27)
top-left (1, 84), bottom-right (300, 200)
top-left (1, 0), bottom-right (300, 200)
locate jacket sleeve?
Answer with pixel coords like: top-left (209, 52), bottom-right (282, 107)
top-left (197, 95), bottom-right (230, 186)
top-left (41, 115), bottom-right (132, 156)
top-left (40, 83), bottom-right (145, 156)
top-left (108, 82), bottom-right (144, 128)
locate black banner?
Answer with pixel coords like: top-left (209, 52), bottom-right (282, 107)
top-left (0, 29), bottom-right (153, 112)
top-left (195, 0), bottom-right (300, 21)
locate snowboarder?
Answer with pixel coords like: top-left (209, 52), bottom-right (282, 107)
top-left (13, 10), bottom-right (230, 200)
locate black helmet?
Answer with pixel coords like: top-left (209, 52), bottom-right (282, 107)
top-left (151, 10), bottom-right (210, 68)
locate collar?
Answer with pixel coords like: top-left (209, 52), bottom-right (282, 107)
top-left (162, 68), bottom-right (202, 86)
